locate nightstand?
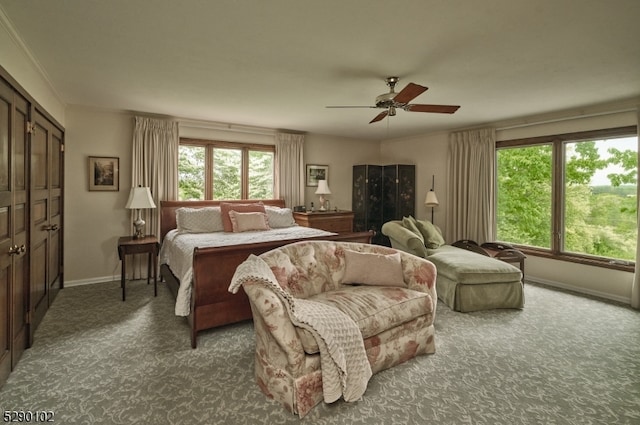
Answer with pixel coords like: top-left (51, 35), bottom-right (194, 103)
top-left (293, 210), bottom-right (354, 233)
top-left (117, 235), bottom-right (160, 301)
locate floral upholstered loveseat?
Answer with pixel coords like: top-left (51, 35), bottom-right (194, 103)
top-left (229, 240), bottom-right (437, 417)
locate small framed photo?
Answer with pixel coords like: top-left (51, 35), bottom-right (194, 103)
top-left (88, 156), bottom-right (119, 191)
top-left (306, 164), bottom-right (329, 187)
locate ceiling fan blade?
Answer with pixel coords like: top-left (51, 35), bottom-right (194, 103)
top-left (406, 104), bottom-right (460, 114)
top-left (326, 105), bottom-right (376, 108)
top-left (369, 110), bottom-right (389, 123)
top-left (393, 83), bottom-right (428, 104)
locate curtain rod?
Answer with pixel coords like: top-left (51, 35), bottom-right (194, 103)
top-left (178, 119), bottom-right (277, 136)
top-left (496, 107), bottom-right (638, 131)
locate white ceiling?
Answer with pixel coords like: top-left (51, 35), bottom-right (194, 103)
top-left (1, 0), bottom-right (639, 140)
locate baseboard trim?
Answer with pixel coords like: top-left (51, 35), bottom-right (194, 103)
top-left (526, 276), bottom-right (630, 305)
top-left (64, 276), bottom-right (116, 287)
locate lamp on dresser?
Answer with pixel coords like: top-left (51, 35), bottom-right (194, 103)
top-left (315, 179), bottom-right (332, 211)
top-left (125, 186), bottom-right (156, 239)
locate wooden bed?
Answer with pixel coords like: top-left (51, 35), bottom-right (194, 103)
top-left (159, 199), bottom-right (374, 348)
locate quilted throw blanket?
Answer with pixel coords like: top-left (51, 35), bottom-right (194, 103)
top-left (229, 255), bottom-right (372, 404)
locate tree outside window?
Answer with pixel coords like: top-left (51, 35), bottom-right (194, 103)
top-left (178, 139), bottom-right (274, 201)
top-left (496, 127), bottom-right (637, 268)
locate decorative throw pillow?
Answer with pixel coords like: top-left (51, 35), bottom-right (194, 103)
top-left (176, 207), bottom-right (224, 233)
top-left (228, 211), bottom-right (270, 232)
top-left (265, 206), bottom-right (297, 228)
top-left (341, 250), bottom-right (405, 287)
top-left (220, 202), bottom-right (265, 232)
top-left (415, 219), bottom-right (445, 248)
top-left (402, 216), bottom-right (424, 243)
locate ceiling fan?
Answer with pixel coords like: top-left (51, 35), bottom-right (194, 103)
top-left (326, 76), bottom-right (460, 123)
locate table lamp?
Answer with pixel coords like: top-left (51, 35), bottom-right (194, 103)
top-left (125, 186), bottom-right (156, 239)
top-left (315, 180), bottom-right (332, 211)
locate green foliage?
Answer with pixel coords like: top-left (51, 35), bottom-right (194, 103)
top-left (248, 151), bottom-right (274, 199)
top-left (213, 148), bottom-right (242, 199)
top-left (178, 145), bottom-right (274, 201)
top-left (606, 147), bottom-right (637, 186)
top-left (566, 142), bottom-right (607, 185)
top-left (497, 145), bottom-right (553, 248)
top-left (178, 145), bottom-right (205, 200)
top-left (497, 138), bottom-right (637, 261)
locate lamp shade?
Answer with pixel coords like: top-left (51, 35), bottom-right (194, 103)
top-left (125, 186), bottom-right (156, 209)
top-left (315, 180), bottom-right (332, 195)
top-left (424, 190), bottom-right (439, 207)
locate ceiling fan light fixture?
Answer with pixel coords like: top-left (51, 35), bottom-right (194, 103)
top-left (388, 106), bottom-right (396, 116)
top-left (375, 92), bottom-right (396, 108)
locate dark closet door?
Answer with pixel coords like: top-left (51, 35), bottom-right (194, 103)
top-left (0, 80), bottom-right (30, 385)
top-left (47, 124), bottom-right (63, 305)
top-left (30, 111), bottom-right (51, 336)
top-left (0, 78), bottom-right (13, 385)
top-left (29, 111), bottom-right (63, 343)
top-left (11, 94), bottom-right (29, 367)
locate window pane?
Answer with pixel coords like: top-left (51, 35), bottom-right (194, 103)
top-left (564, 137), bottom-right (637, 261)
top-left (213, 148), bottom-right (242, 199)
top-left (248, 150), bottom-right (274, 199)
top-left (496, 144), bottom-right (553, 248)
top-left (178, 145), bottom-right (205, 200)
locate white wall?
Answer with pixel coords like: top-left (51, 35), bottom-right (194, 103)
top-left (380, 131), bottom-right (450, 233)
top-left (65, 106), bottom-right (135, 283)
top-left (303, 133), bottom-right (381, 211)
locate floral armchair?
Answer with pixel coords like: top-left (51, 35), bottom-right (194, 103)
top-left (229, 240), bottom-right (437, 417)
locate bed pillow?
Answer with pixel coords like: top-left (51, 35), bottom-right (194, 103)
top-left (265, 206), bottom-right (297, 228)
top-left (220, 202), bottom-right (266, 232)
top-left (415, 219), bottom-right (445, 248)
top-left (228, 210), bottom-right (270, 232)
top-left (341, 250), bottom-right (405, 287)
top-left (176, 207), bottom-right (224, 233)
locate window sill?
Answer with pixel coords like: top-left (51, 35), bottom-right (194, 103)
top-left (516, 247), bottom-right (635, 273)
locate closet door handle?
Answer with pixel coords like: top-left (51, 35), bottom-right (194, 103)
top-left (8, 245), bottom-right (26, 255)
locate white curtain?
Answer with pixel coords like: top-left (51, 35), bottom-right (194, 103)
top-left (130, 117), bottom-right (179, 277)
top-left (632, 110), bottom-right (640, 310)
top-left (446, 128), bottom-right (496, 244)
top-left (274, 132), bottom-right (304, 207)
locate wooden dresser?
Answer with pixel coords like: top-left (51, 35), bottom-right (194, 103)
top-left (293, 210), bottom-right (354, 233)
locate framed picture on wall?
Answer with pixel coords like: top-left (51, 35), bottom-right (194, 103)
top-left (306, 164), bottom-right (328, 187)
top-left (88, 156), bottom-right (119, 191)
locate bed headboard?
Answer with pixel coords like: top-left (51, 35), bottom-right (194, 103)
top-left (160, 199), bottom-right (287, 240)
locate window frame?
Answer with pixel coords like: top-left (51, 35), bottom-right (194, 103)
top-left (179, 138), bottom-right (275, 201)
top-left (496, 125), bottom-right (637, 272)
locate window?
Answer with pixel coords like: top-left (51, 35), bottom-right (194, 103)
top-left (496, 126), bottom-right (637, 270)
top-left (178, 139), bottom-right (274, 201)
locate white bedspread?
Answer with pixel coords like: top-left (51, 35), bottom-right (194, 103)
top-left (160, 226), bottom-right (337, 316)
